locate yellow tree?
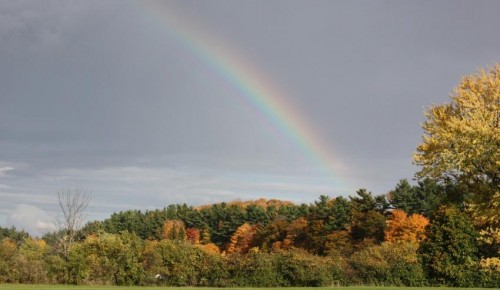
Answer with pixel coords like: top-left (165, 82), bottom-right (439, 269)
top-left (413, 64), bottom-right (500, 271)
top-left (414, 64), bottom-right (499, 196)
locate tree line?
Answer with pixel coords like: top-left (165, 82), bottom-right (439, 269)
top-left (0, 65), bottom-right (498, 287)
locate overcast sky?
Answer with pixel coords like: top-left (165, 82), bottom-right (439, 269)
top-left (1, 0), bottom-right (499, 235)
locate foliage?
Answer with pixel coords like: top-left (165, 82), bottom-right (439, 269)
top-left (142, 239), bottom-right (228, 286)
top-left (275, 248), bottom-right (344, 286)
top-left (226, 252), bottom-right (285, 287)
top-left (0, 238), bottom-right (19, 283)
top-left (0, 227), bottom-right (29, 244)
top-left (349, 241), bottom-right (425, 286)
top-left (68, 231), bottom-right (144, 285)
top-left (418, 206), bottom-right (481, 287)
top-left (161, 220), bottom-right (187, 241)
top-left (414, 64), bottom-right (499, 190)
top-left (57, 187), bottom-right (91, 264)
top-left (226, 248), bottom-right (344, 287)
top-left (14, 238), bottom-right (49, 284)
top-left (350, 189), bottom-right (387, 244)
top-left (226, 223), bottom-right (257, 254)
top-left (384, 209), bottom-right (429, 243)
top-left (414, 64), bottom-right (500, 274)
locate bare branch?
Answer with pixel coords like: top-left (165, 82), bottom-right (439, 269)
top-left (57, 187), bottom-right (92, 260)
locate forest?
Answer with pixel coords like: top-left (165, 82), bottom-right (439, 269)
top-left (0, 66), bottom-right (498, 287)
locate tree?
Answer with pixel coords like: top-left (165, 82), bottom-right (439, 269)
top-left (413, 178), bottom-right (445, 217)
top-left (69, 231), bottom-right (144, 285)
top-left (384, 209), bottom-right (429, 243)
top-left (413, 64), bottom-right (500, 271)
top-left (0, 238), bottom-right (18, 282)
top-left (0, 226), bottom-right (29, 244)
top-left (161, 220), bottom-right (187, 241)
top-left (14, 237), bottom-right (49, 284)
top-left (226, 223), bottom-right (257, 254)
top-left (349, 241), bottom-right (425, 286)
top-left (57, 187), bottom-right (91, 262)
top-left (418, 206), bottom-right (480, 286)
top-left (186, 228), bottom-right (201, 245)
top-left (388, 179), bottom-right (418, 213)
top-left (414, 64), bottom-right (499, 188)
top-left (350, 189), bottom-right (387, 244)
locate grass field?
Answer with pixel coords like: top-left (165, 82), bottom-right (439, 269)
top-left (0, 286), bottom-right (494, 290)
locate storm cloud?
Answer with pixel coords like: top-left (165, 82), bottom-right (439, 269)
top-left (1, 0), bottom-right (499, 235)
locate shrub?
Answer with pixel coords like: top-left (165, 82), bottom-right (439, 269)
top-left (349, 241), bottom-right (426, 286)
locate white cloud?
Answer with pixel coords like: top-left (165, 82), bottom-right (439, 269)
top-left (0, 166), bottom-right (14, 177)
top-left (7, 204), bottom-right (56, 236)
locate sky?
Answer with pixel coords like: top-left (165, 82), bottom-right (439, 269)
top-left (1, 0), bottom-right (499, 236)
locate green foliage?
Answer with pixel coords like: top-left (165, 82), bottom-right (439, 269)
top-left (275, 248), bottom-right (344, 286)
top-left (0, 226), bottom-right (29, 244)
top-left (2, 191), bottom-right (494, 287)
top-left (413, 178), bottom-right (446, 217)
top-left (226, 252), bottom-right (285, 287)
top-left (0, 238), bottom-right (19, 283)
top-left (414, 64), bottom-right (500, 252)
top-left (68, 231), bottom-right (144, 285)
top-left (389, 179), bottom-right (422, 215)
top-left (350, 189), bottom-right (387, 243)
top-left (418, 206), bottom-right (481, 287)
top-left (349, 242), bottom-right (426, 286)
top-left (226, 249), bottom-right (344, 287)
top-left (14, 238), bottom-right (49, 284)
top-left (142, 239), bottom-right (228, 286)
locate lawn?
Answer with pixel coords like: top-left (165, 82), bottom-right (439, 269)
top-left (0, 286), bottom-right (493, 290)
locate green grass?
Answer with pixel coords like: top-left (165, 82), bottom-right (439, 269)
top-left (0, 286), bottom-right (494, 290)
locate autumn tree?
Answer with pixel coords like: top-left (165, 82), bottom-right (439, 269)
top-left (413, 64), bottom-right (500, 271)
top-left (384, 209), bottom-right (429, 243)
top-left (69, 232), bottom-right (144, 285)
top-left (226, 223), bottom-right (257, 254)
top-left (162, 220), bottom-right (187, 241)
top-left (14, 238), bottom-right (49, 284)
top-left (186, 228), bottom-right (201, 245)
top-left (254, 219), bottom-right (289, 251)
top-left (282, 217), bottom-right (308, 250)
top-left (0, 238), bottom-right (18, 282)
top-left (414, 64), bottom-right (499, 188)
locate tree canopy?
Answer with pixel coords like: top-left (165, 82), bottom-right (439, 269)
top-left (413, 64), bottom-right (499, 199)
top-left (414, 64), bottom-right (500, 272)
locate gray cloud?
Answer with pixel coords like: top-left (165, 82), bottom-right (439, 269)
top-left (1, 0), bottom-right (499, 233)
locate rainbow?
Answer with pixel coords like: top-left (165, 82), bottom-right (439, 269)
top-left (139, 1), bottom-right (347, 188)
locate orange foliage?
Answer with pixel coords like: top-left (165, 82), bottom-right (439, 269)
top-left (197, 242), bottom-right (221, 254)
top-left (226, 223), bottom-right (257, 254)
top-left (283, 217), bottom-right (308, 249)
top-left (385, 209), bottom-right (429, 243)
top-left (186, 228), bottom-right (200, 245)
top-left (162, 220), bottom-right (186, 241)
top-left (195, 198), bottom-right (294, 210)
